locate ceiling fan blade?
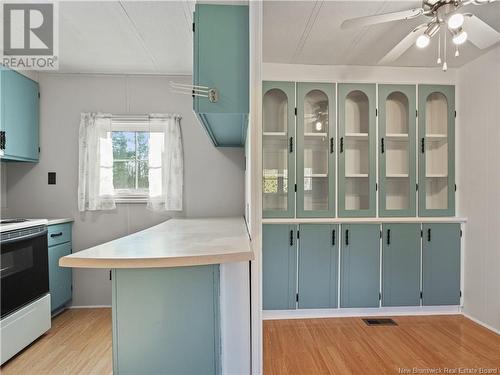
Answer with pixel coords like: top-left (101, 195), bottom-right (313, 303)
top-left (378, 24), bottom-right (427, 64)
top-left (341, 8), bottom-right (424, 29)
top-left (465, 14), bottom-right (500, 49)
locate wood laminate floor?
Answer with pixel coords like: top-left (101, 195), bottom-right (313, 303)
top-left (264, 315), bottom-right (500, 375)
top-left (3, 310), bottom-right (499, 375)
top-left (1, 308), bottom-right (112, 375)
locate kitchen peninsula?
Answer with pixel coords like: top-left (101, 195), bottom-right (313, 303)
top-left (60, 217), bottom-right (253, 375)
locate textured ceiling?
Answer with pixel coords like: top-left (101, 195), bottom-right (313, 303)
top-left (263, 0), bottom-right (500, 67)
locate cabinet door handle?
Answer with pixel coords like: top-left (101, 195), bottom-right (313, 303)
top-left (381, 138), bottom-right (385, 154)
top-left (0, 131), bottom-right (5, 150)
top-left (427, 228), bottom-right (431, 242)
top-left (330, 137), bottom-right (334, 154)
top-left (345, 229), bottom-right (349, 246)
top-left (332, 229), bottom-right (336, 246)
top-left (387, 229), bottom-right (391, 245)
top-left (50, 232), bottom-right (63, 238)
top-left (340, 137), bottom-right (344, 153)
top-left (421, 138), bottom-right (425, 153)
top-left (289, 137), bottom-right (294, 153)
top-left (289, 230), bottom-right (294, 246)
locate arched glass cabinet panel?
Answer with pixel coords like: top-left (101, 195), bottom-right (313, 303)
top-left (379, 85), bottom-right (416, 217)
top-left (297, 83), bottom-right (336, 217)
top-left (262, 81), bottom-right (295, 218)
top-left (338, 84), bottom-right (376, 217)
top-left (418, 85), bottom-right (455, 217)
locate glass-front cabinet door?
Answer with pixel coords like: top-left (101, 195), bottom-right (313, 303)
top-left (338, 83), bottom-right (376, 217)
top-left (378, 84), bottom-right (416, 217)
top-left (296, 83), bottom-right (335, 217)
top-left (418, 85), bottom-right (455, 217)
top-left (262, 81), bottom-right (295, 218)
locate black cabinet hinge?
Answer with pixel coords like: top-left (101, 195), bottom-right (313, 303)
top-left (375, 183), bottom-right (378, 191)
top-left (375, 108), bottom-right (378, 116)
top-left (38, 92), bottom-right (40, 98)
top-left (416, 109), bottom-right (418, 117)
top-left (454, 110), bottom-right (457, 118)
top-left (460, 229), bottom-right (463, 238)
top-left (296, 293), bottom-right (299, 302)
top-left (294, 107), bottom-right (297, 116)
top-left (38, 147), bottom-right (41, 153)
top-left (460, 290), bottom-right (462, 297)
top-left (297, 230), bottom-right (300, 239)
top-left (420, 291), bottom-right (423, 299)
top-left (455, 184), bottom-right (457, 192)
top-left (192, 22), bottom-right (195, 32)
top-left (379, 230), bottom-right (382, 239)
top-left (416, 183), bottom-right (418, 191)
top-left (378, 292), bottom-right (382, 301)
top-left (294, 183), bottom-right (297, 192)
top-left (420, 230), bottom-right (423, 238)
top-left (109, 270), bottom-right (112, 280)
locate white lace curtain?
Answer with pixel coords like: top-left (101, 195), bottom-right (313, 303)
top-left (77, 113), bottom-right (183, 212)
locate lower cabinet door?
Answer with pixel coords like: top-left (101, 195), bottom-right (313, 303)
top-left (340, 224), bottom-right (380, 308)
top-left (422, 223), bottom-right (461, 306)
top-left (298, 224), bottom-right (338, 309)
top-left (263, 224), bottom-right (297, 310)
top-left (382, 224), bottom-right (421, 307)
top-left (48, 242), bottom-right (72, 312)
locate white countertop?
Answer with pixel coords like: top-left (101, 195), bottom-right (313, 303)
top-left (0, 219), bottom-right (48, 233)
top-left (60, 217), bottom-right (253, 269)
top-left (262, 217), bottom-right (467, 224)
top-left (47, 218), bottom-right (74, 225)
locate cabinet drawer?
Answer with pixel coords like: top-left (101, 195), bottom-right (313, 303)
top-left (48, 223), bottom-right (71, 247)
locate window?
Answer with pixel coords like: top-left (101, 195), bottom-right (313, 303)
top-left (109, 120), bottom-right (164, 202)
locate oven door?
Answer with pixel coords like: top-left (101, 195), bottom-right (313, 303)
top-left (1, 227), bottom-right (49, 318)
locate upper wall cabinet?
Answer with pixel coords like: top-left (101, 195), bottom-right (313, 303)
top-left (378, 85), bottom-right (416, 217)
top-left (338, 84), bottom-right (376, 217)
top-left (193, 4), bottom-right (249, 147)
top-left (262, 81), bottom-right (295, 218)
top-left (418, 85), bottom-right (455, 217)
top-left (0, 67), bottom-right (39, 162)
top-left (297, 83), bottom-right (335, 217)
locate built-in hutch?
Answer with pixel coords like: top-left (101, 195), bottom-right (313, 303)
top-left (262, 81), bottom-right (463, 313)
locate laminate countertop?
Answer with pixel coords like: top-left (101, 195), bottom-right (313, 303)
top-left (59, 217), bottom-right (253, 269)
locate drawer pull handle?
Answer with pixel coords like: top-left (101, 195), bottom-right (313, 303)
top-left (51, 232), bottom-right (63, 238)
top-left (345, 229), bottom-right (349, 246)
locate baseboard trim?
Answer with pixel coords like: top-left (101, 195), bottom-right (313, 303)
top-left (263, 306), bottom-right (462, 320)
top-left (462, 313), bottom-right (500, 335)
top-left (68, 305), bottom-right (112, 309)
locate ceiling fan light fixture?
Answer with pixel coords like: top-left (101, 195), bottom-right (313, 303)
top-left (447, 13), bottom-right (465, 29)
top-left (416, 34), bottom-right (431, 48)
top-left (452, 29), bottom-right (468, 45)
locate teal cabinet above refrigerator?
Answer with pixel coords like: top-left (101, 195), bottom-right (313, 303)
top-left (0, 67), bottom-right (39, 162)
top-left (193, 4), bottom-right (249, 147)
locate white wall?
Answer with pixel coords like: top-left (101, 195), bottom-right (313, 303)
top-left (457, 46), bottom-right (500, 333)
top-left (5, 73), bottom-right (245, 306)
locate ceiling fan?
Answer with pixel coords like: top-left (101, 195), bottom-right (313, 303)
top-left (341, 0), bottom-right (500, 69)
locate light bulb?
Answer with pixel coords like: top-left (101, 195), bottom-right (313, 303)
top-left (315, 121), bottom-right (322, 131)
top-left (437, 57), bottom-right (442, 64)
top-left (455, 48), bottom-right (460, 57)
top-left (448, 13), bottom-right (465, 29)
top-left (416, 34), bottom-right (430, 48)
top-left (452, 30), bottom-right (467, 45)
top-left (442, 62), bottom-right (448, 71)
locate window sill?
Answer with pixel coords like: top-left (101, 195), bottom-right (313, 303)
top-left (115, 197), bottom-right (148, 204)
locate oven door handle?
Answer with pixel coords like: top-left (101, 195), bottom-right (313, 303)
top-left (1, 229), bottom-right (48, 245)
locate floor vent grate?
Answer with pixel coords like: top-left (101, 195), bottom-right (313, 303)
top-left (363, 318), bottom-right (397, 326)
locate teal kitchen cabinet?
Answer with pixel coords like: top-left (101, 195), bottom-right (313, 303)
top-left (296, 83), bottom-right (336, 218)
top-left (340, 224), bottom-right (380, 308)
top-left (193, 4), bottom-right (249, 147)
top-left (422, 223), bottom-right (461, 306)
top-left (381, 223), bottom-right (421, 306)
top-left (262, 224), bottom-right (297, 310)
top-left (418, 85), bottom-right (455, 217)
top-left (378, 85), bottom-right (416, 217)
top-left (298, 224), bottom-right (338, 309)
top-left (48, 223), bottom-right (73, 313)
top-left (262, 81), bottom-right (295, 218)
top-left (112, 266), bottom-right (221, 375)
top-left (338, 84), bottom-right (377, 217)
top-left (0, 67), bottom-right (39, 162)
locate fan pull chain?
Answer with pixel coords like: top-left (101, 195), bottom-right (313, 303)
top-left (437, 33), bottom-right (442, 64)
top-left (455, 45), bottom-right (460, 57)
top-left (443, 33), bottom-right (448, 71)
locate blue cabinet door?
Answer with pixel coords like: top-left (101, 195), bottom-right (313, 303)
top-left (48, 242), bottom-right (72, 312)
top-left (0, 68), bottom-right (39, 161)
top-left (193, 4), bottom-right (249, 147)
top-left (298, 224), bottom-right (338, 309)
top-left (340, 224), bottom-right (380, 308)
top-left (382, 223), bottom-right (421, 307)
top-left (422, 223), bottom-right (461, 306)
top-left (263, 224), bottom-right (297, 310)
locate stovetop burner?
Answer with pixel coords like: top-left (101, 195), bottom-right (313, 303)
top-left (0, 218), bottom-right (29, 224)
